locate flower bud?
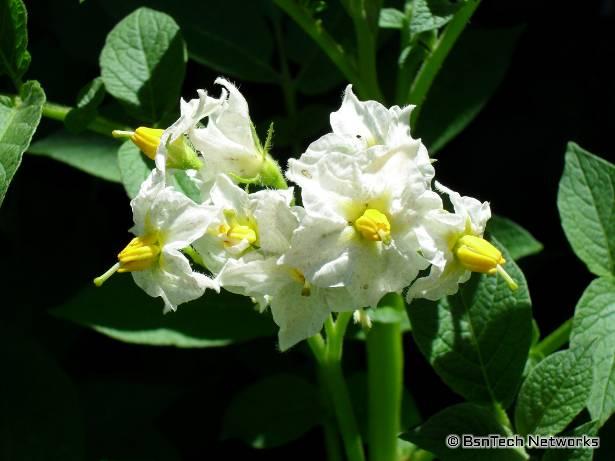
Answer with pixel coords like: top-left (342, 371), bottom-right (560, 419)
top-left (113, 127), bottom-right (203, 170)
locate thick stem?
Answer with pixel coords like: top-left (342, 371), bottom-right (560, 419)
top-left (351, 1), bottom-right (384, 101)
top-left (533, 318), bottom-right (573, 358)
top-left (273, 0), bottom-right (361, 89)
top-left (407, 0), bottom-right (481, 122)
top-left (367, 293), bottom-right (404, 461)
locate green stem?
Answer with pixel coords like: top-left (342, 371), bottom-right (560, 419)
top-left (533, 318), bottom-right (573, 358)
top-left (351, 1), bottom-right (384, 101)
top-left (273, 0), bottom-right (361, 89)
top-left (407, 0), bottom-right (481, 122)
top-left (367, 293), bottom-right (404, 461)
top-left (309, 314), bottom-right (365, 461)
top-left (41, 101), bottom-right (125, 136)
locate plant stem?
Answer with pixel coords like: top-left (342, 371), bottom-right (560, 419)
top-left (309, 314), bottom-right (365, 461)
top-left (407, 0), bottom-right (481, 123)
top-left (367, 293), bottom-right (404, 461)
top-left (351, 1), bottom-right (384, 101)
top-left (41, 101), bottom-right (125, 136)
top-left (273, 0), bottom-right (361, 90)
top-left (533, 318), bottom-right (573, 358)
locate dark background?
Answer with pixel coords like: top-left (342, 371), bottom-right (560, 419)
top-left (1, 0), bottom-right (614, 459)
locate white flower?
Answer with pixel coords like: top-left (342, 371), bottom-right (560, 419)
top-left (189, 78), bottom-right (265, 184)
top-left (286, 85), bottom-right (433, 193)
top-left (282, 145), bottom-right (442, 308)
top-left (407, 182), bottom-right (496, 302)
top-left (94, 170), bottom-right (218, 312)
top-left (215, 194), bottom-right (354, 351)
top-left (192, 174), bottom-right (295, 274)
top-left (155, 89), bottom-right (225, 173)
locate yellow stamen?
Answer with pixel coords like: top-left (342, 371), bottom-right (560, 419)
top-left (454, 234), bottom-right (518, 290)
top-left (354, 208), bottom-right (391, 244)
top-left (117, 233), bottom-right (161, 272)
top-left (289, 268), bottom-right (311, 296)
top-left (220, 210), bottom-right (258, 247)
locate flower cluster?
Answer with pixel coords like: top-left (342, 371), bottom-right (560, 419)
top-left (95, 80), bottom-right (517, 351)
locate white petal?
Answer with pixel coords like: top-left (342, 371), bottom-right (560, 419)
top-left (271, 284), bottom-right (331, 351)
top-left (210, 174), bottom-right (250, 212)
top-left (250, 188), bottom-right (298, 254)
top-left (133, 249), bottom-right (217, 313)
top-left (129, 169), bottom-right (166, 235)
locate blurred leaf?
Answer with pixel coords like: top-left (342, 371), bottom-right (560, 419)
top-left (401, 403), bottom-right (527, 460)
top-left (117, 140), bottom-right (151, 198)
top-left (172, 169), bottom-right (201, 202)
top-left (417, 27), bottom-right (522, 154)
top-left (100, 7), bottom-right (187, 123)
top-left (53, 275), bottom-right (276, 347)
top-left (410, 0), bottom-right (457, 37)
top-left (558, 142), bottom-right (615, 277)
top-left (570, 277), bottom-right (615, 426)
top-left (379, 8), bottom-right (405, 29)
top-left (0, 328), bottom-right (85, 460)
top-left (408, 239), bottom-right (532, 407)
top-left (222, 373), bottom-right (321, 449)
top-left (0, 0), bottom-right (31, 84)
top-left (28, 131), bottom-right (120, 182)
top-left (487, 214), bottom-right (543, 261)
top-left (514, 348), bottom-right (592, 436)
top-left (83, 379), bottom-right (181, 461)
top-left (100, 0), bottom-right (278, 83)
top-left (0, 80), bottom-right (45, 206)
top-left (65, 77), bottom-right (106, 133)
top-left (542, 420), bottom-right (599, 461)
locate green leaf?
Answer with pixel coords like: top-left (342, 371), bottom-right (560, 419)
top-left (570, 277), bottom-right (615, 426)
top-left (417, 27), bottom-right (522, 154)
top-left (222, 373), bottom-right (321, 448)
top-left (558, 142), bottom-right (615, 277)
top-left (65, 77), bottom-right (106, 133)
top-left (0, 0), bottom-right (31, 84)
top-left (487, 215), bottom-right (543, 261)
top-left (0, 329), bottom-right (85, 460)
top-left (408, 238), bottom-right (532, 407)
top-left (171, 170), bottom-right (201, 203)
top-left (410, 0), bottom-right (456, 36)
top-left (28, 131), bottom-right (120, 182)
top-left (100, 7), bottom-right (187, 123)
top-left (0, 80), bottom-right (45, 206)
top-left (379, 8), bottom-right (405, 29)
top-left (401, 403), bottom-right (527, 461)
top-left (100, 0), bottom-right (278, 83)
top-left (53, 275), bottom-right (276, 347)
top-left (117, 140), bottom-right (151, 198)
top-left (514, 348), bottom-right (593, 436)
top-left (542, 420), bottom-right (600, 461)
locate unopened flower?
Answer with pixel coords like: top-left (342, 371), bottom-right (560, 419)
top-left (407, 182), bottom-right (518, 302)
top-left (94, 170), bottom-right (218, 312)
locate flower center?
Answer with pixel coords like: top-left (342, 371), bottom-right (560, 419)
top-left (453, 234), bottom-right (518, 290)
top-left (93, 233), bottom-right (161, 287)
top-left (219, 210), bottom-right (258, 248)
top-left (289, 268), bottom-right (311, 296)
top-left (354, 208), bottom-right (391, 244)
top-left (117, 233), bottom-right (161, 272)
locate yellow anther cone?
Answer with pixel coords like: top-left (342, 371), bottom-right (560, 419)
top-left (355, 208), bottom-right (391, 244)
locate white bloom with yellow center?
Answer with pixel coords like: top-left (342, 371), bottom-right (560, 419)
top-left (216, 202), bottom-right (354, 351)
top-left (189, 78), bottom-right (266, 183)
top-left (287, 85), bottom-right (433, 194)
top-left (282, 145), bottom-right (442, 308)
top-left (94, 170), bottom-right (218, 312)
top-left (192, 174), bottom-right (295, 274)
top-left (407, 182), bottom-right (518, 302)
